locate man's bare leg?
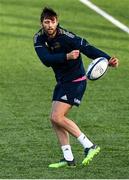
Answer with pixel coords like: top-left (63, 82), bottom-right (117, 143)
top-left (50, 101), bottom-right (81, 162)
top-left (49, 101), bottom-right (100, 168)
top-left (50, 101), bottom-right (71, 146)
top-left (50, 101), bottom-right (82, 138)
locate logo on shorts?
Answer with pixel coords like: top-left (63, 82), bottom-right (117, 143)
top-left (61, 95), bottom-right (68, 101)
top-left (74, 98), bottom-right (81, 104)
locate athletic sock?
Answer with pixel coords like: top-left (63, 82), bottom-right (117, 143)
top-left (61, 145), bottom-right (74, 161)
top-left (77, 133), bottom-right (93, 149)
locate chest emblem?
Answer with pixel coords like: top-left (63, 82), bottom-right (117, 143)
top-left (54, 42), bottom-right (61, 49)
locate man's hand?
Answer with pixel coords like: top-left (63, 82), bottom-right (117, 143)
top-left (67, 50), bottom-right (80, 60)
top-left (108, 56), bottom-right (119, 67)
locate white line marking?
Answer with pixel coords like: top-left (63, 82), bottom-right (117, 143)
top-left (80, 0), bottom-right (129, 34)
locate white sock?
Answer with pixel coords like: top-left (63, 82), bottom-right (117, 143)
top-left (77, 133), bottom-right (93, 149)
top-left (61, 145), bottom-right (74, 161)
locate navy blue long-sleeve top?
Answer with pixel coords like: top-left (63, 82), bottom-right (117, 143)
top-left (34, 26), bottom-right (111, 83)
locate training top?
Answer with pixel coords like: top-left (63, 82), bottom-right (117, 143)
top-left (33, 26), bottom-right (111, 83)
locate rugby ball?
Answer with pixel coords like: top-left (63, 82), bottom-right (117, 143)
top-left (86, 57), bottom-right (109, 80)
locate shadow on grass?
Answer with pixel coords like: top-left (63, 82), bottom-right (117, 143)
top-left (1, 21), bottom-right (39, 30)
top-left (0, 0), bottom-right (41, 8)
top-left (0, 12), bottom-right (38, 22)
top-left (0, 32), bottom-right (31, 40)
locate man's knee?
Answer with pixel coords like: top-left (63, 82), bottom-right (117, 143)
top-left (50, 112), bottom-right (63, 124)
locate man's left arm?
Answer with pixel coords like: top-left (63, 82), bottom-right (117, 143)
top-left (79, 38), bottom-right (119, 67)
top-left (67, 34), bottom-right (119, 67)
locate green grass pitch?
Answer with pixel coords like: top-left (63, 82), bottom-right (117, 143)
top-left (0, 0), bottom-right (129, 178)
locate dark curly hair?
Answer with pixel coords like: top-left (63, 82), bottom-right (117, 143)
top-left (40, 7), bottom-right (58, 22)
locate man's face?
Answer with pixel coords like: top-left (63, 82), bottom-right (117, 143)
top-left (42, 17), bottom-right (58, 37)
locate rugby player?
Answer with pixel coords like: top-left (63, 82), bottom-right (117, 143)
top-left (33, 7), bottom-right (118, 168)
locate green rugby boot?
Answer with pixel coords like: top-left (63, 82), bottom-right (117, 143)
top-left (49, 158), bottom-right (76, 168)
top-left (82, 145), bottom-right (100, 166)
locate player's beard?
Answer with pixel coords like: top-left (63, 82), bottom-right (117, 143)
top-left (46, 28), bottom-right (57, 37)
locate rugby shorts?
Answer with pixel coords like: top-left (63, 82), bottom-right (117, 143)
top-left (52, 80), bottom-right (87, 106)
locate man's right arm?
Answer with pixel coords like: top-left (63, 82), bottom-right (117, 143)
top-left (33, 34), bottom-right (67, 67)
